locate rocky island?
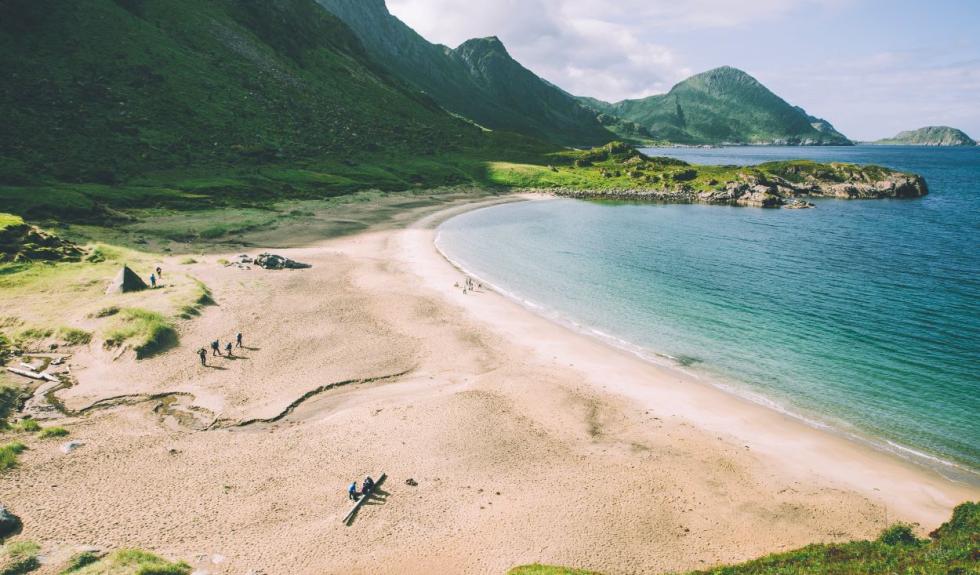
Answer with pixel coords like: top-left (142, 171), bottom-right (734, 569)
top-left (873, 126), bottom-right (977, 146)
top-left (489, 142), bottom-right (927, 208)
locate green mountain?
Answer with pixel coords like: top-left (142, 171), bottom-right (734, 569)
top-left (579, 66), bottom-right (852, 146)
top-left (313, 0), bottom-right (615, 147)
top-left (873, 126), bottom-right (977, 146)
top-left (0, 0), bottom-right (485, 185)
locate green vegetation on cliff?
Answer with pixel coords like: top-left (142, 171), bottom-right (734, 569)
top-left (508, 502), bottom-right (980, 575)
top-left (873, 126), bottom-right (977, 146)
top-left (314, 0), bottom-right (615, 146)
top-left (0, 0), bottom-right (486, 185)
top-left (579, 67), bottom-right (851, 146)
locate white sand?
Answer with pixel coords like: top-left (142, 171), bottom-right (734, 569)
top-left (4, 197), bottom-right (976, 575)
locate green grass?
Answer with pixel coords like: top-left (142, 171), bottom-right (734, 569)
top-left (0, 214), bottom-right (24, 233)
top-left (178, 258), bottom-right (197, 265)
top-left (104, 308), bottom-right (178, 359)
top-left (58, 327), bottom-right (92, 346)
top-left (177, 281), bottom-right (215, 319)
top-left (508, 566), bottom-right (600, 575)
top-left (0, 540), bottom-right (40, 575)
top-left (14, 419), bottom-right (39, 433)
top-left (0, 441), bottom-right (26, 472)
top-left (38, 426), bottom-right (69, 439)
top-left (61, 549), bottom-right (190, 575)
top-left (507, 502), bottom-right (980, 575)
top-left (59, 552), bottom-right (101, 574)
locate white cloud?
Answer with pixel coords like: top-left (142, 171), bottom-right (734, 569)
top-left (387, 0), bottom-right (844, 101)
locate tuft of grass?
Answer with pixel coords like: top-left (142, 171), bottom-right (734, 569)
top-left (0, 540), bottom-right (40, 575)
top-left (38, 427), bottom-right (69, 439)
top-left (59, 551), bottom-right (101, 574)
top-left (63, 549), bottom-right (190, 575)
top-left (91, 306), bottom-right (120, 319)
top-left (14, 328), bottom-right (52, 345)
top-left (178, 258), bottom-right (197, 265)
top-left (216, 258), bottom-right (229, 266)
top-left (0, 441), bottom-right (27, 472)
top-left (58, 327), bottom-right (92, 346)
top-left (104, 309), bottom-right (178, 359)
top-left (177, 280), bottom-right (214, 319)
top-left (15, 419), bottom-right (40, 433)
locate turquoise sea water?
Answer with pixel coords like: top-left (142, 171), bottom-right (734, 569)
top-left (437, 146), bottom-right (980, 478)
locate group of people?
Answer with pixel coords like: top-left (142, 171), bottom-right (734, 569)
top-left (149, 266), bottom-right (163, 289)
top-left (454, 276), bottom-right (483, 295)
top-left (196, 332), bottom-right (244, 366)
top-left (348, 475), bottom-right (376, 501)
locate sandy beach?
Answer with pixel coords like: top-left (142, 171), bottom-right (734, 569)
top-left (3, 196), bottom-right (977, 575)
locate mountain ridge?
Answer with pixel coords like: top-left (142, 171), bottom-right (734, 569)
top-left (313, 0), bottom-right (616, 146)
top-left (579, 66), bottom-right (852, 146)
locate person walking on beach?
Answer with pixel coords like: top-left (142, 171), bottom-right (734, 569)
top-left (211, 340), bottom-right (220, 356)
top-left (156, 266), bottom-right (163, 279)
top-left (225, 342), bottom-right (233, 357)
top-left (236, 332), bottom-right (243, 348)
top-left (150, 273), bottom-right (157, 288)
top-left (197, 347), bottom-right (207, 366)
top-left (348, 481), bottom-right (359, 501)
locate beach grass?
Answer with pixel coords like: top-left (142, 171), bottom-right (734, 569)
top-left (59, 549), bottom-right (190, 575)
top-left (58, 327), bottom-right (93, 346)
top-left (0, 214), bottom-right (25, 233)
top-left (507, 502), bottom-right (980, 575)
top-left (0, 441), bottom-right (26, 472)
top-left (0, 386), bottom-right (18, 429)
top-left (0, 540), bottom-right (40, 575)
top-left (14, 419), bottom-right (40, 433)
top-left (104, 309), bottom-right (178, 359)
top-left (38, 427), bottom-right (69, 439)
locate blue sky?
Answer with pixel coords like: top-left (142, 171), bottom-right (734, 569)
top-left (387, 0), bottom-right (980, 141)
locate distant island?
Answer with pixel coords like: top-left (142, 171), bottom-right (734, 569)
top-left (872, 126), bottom-right (977, 147)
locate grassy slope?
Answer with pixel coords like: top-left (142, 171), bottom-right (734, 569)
top-left (314, 0), bottom-right (615, 147)
top-left (508, 502), bottom-right (980, 575)
top-left (580, 67), bottom-right (851, 146)
top-left (0, 0), bottom-right (484, 185)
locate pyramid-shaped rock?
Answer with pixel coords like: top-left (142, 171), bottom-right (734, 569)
top-left (106, 265), bottom-right (148, 294)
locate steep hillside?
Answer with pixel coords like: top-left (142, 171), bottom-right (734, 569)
top-left (0, 0), bottom-right (483, 185)
top-left (580, 67), bottom-right (851, 146)
top-left (314, 0), bottom-right (615, 146)
top-left (874, 126), bottom-right (976, 146)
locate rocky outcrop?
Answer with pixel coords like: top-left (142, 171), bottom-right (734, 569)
top-left (541, 163), bottom-right (927, 208)
top-left (254, 253), bottom-right (312, 270)
top-left (0, 219), bottom-right (85, 263)
top-left (0, 505), bottom-right (22, 539)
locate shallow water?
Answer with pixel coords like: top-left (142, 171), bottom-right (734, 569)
top-left (437, 146), bottom-right (980, 476)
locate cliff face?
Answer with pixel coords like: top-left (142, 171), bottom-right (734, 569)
top-left (313, 0), bottom-right (615, 146)
top-left (579, 67), bottom-right (852, 146)
top-left (874, 126), bottom-right (977, 146)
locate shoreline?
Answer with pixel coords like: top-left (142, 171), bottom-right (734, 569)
top-left (404, 199), bottom-right (978, 528)
top-left (432, 207), bottom-right (979, 485)
top-left (4, 192), bottom-right (977, 574)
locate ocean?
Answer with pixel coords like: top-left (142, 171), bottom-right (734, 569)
top-left (436, 145), bottom-right (980, 479)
